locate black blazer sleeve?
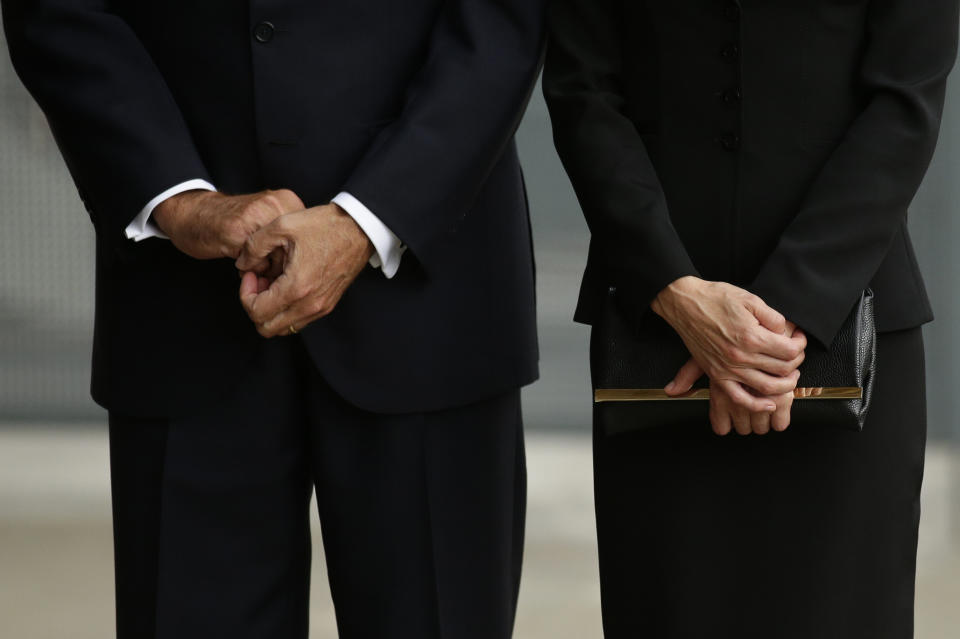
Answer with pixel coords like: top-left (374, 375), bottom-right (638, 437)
top-left (341, 0), bottom-right (547, 274)
top-left (2, 0), bottom-right (211, 251)
top-left (749, 0), bottom-right (960, 346)
top-left (542, 0), bottom-right (699, 313)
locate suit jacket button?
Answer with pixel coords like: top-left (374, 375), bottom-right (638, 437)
top-left (722, 87), bottom-right (742, 105)
top-left (719, 133), bottom-right (741, 151)
top-left (720, 43), bottom-right (740, 62)
top-left (253, 21), bottom-right (275, 43)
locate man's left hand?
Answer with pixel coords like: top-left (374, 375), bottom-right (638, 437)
top-left (236, 203), bottom-right (374, 338)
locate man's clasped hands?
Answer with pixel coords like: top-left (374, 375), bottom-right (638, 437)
top-left (152, 188), bottom-right (374, 339)
top-left (154, 189), bottom-right (810, 438)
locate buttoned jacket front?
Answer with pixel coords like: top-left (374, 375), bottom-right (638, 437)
top-left (546, 0), bottom-right (959, 345)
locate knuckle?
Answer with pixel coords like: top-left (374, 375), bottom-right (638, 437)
top-left (757, 381), bottom-right (779, 396)
top-left (772, 361), bottom-right (792, 377)
top-left (752, 378), bottom-right (772, 394)
top-left (274, 214), bottom-right (292, 232)
top-left (274, 188), bottom-right (303, 210)
top-left (260, 193), bottom-right (281, 212)
top-left (728, 348), bottom-right (747, 366)
top-left (292, 284), bottom-right (312, 300)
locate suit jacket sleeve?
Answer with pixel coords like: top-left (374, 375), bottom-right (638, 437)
top-left (749, 0), bottom-right (960, 346)
top-left (340, 0), bottom-right (547, 274)
top-left (543, 0), bottom-right (699, 315)
top-left (2, 0), bottom-right (211, 252)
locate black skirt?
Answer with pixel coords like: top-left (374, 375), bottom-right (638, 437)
top-left (593, 328), bottom-right (926, 639)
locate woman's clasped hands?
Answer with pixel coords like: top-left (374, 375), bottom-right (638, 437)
top-left (651, 276), bottom-right (808, 436)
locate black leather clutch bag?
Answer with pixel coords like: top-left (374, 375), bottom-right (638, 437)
top-left (593, 289), bottom-right (876, 436)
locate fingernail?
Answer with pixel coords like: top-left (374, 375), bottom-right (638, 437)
top-left (665, 381), bottom-right (676, 393)
top-left (766, 404), bottom-right (777, 412)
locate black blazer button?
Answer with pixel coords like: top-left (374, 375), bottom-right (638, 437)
top-left (720, 43), bottom-right (740, 62)
top-left (719, 133), bottom-right (741, 151)
top-left (253, 21), bottom-right (275, 43)
top-left (722, 87), bottom-right (742, 105)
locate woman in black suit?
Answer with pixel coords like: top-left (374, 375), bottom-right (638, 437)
top-left (544, 1), bottom-right (958, 637)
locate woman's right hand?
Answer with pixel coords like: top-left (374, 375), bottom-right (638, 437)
top-left (651, 276), bottom-right (807, 413)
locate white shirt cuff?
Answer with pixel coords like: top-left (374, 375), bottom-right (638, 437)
top-left (124, 179), bottom-right (217, 242)
top-left (332, 191), bottom-right (405, 278)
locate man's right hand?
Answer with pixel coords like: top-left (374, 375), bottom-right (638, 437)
top-left (652, 276), bottom-right (807, 412)
top-left (152, 189), bottom-right (305, 260)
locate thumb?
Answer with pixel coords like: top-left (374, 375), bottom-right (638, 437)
top-left (665, 357), bottom-right (704, 395)
top-left (239, 271), bottom-right (261, 312)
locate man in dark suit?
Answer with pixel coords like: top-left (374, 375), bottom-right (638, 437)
top-left (2, 1), bottom-right (545, 637)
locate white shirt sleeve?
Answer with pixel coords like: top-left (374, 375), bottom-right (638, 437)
top-left (124, 179), bottom-right (217, 242)
top-left (124, 182), bottom-right (404, 278)
top-left (332, 191), bottom-right (406, 279)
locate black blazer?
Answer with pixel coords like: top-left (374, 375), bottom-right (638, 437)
top-left (544, 0), bottom-right (959, 347)
top-left (3, 0), bottom-right (545, 416)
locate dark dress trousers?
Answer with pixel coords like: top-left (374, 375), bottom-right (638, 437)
top-left (3, 1), bottom-right (545, 637)
top-left (545, 0), bottom-right (957, 637)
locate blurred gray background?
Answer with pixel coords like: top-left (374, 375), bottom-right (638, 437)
top-left (1, 20), bottom-right (959, 639)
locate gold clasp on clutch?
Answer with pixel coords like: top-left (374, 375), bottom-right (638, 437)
top-left (593, 387), bottom-right (862, 403)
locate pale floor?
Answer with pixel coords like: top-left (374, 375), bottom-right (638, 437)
top-left (0, 427), bottom-right (958, 639)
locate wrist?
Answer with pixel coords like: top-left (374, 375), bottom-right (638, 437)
top-left (330, 203), bottom-right (375, 262)
top-left (652, 276), bottom-right (704, 320)
top-left (153, 189), bottom-right (218, 237)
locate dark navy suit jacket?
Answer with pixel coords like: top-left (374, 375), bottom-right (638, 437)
top-left (3, 0), bottom-right (545, 416)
